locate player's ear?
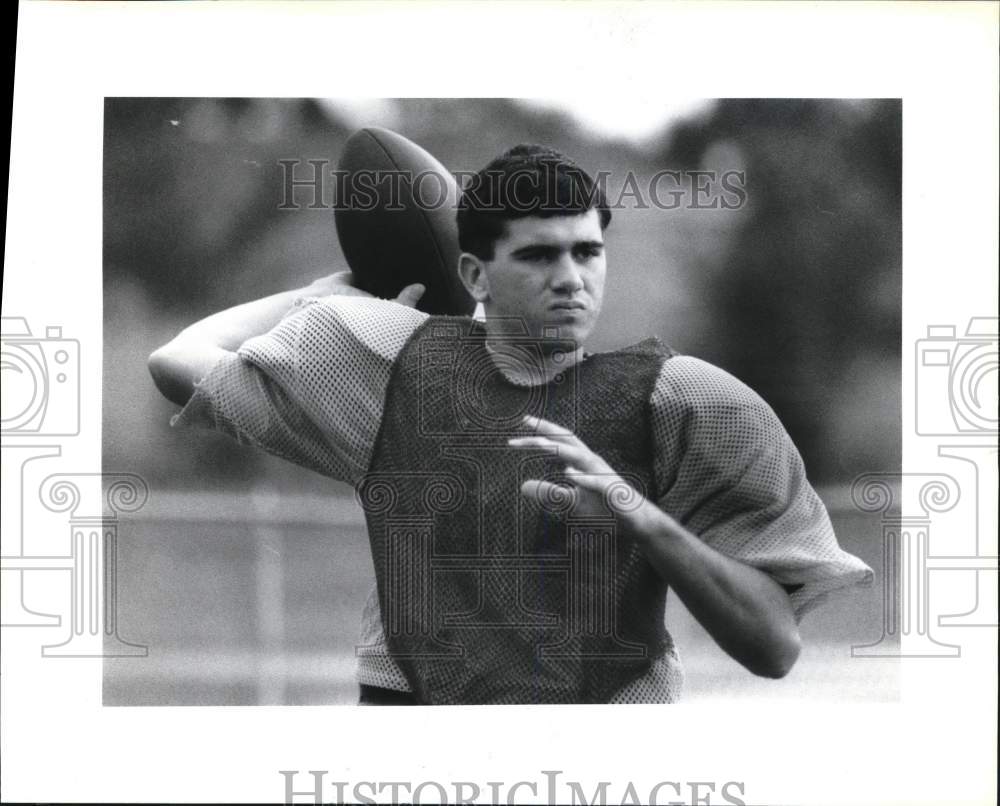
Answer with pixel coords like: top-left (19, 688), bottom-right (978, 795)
top-left (458, 253), bottom-right (490, 303)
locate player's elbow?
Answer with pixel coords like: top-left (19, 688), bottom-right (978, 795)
top-left (149, 338), bottom-right (231, 408)
top-left (148, 345), bottom-right (186, 407)
top-left (751, 627), bottom-right (802, 679)
top-left (148, 339), bottom-right (206, 408)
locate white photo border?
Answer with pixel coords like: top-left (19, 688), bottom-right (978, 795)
top-left (3, 2), bottom-right (997, 804)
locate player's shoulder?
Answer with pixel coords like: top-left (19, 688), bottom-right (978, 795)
top-left (592, 334), bottom-right (676, 359)
top-left (284, 294), bottom-right (430, 362)
top-left (652, 354), bottom-right (777, 422)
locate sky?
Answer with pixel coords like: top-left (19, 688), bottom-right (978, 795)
top-left (324, 98), bottom-right (713, 144)
top-left (520, 97), bottom-right (713, 142)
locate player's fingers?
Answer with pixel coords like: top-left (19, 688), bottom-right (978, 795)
top-left (520, 479), bottom-right (577, 511)
top-left (319, 271), bottom-right (377, 298)
top-left (507, 436), bottom-right (559, 448)
top-left (395, 283), bottom-right (426, 308)
top-left (521, 415), bottom-right (579, 443)
top-left (508, 436), bottom-right (604, 472)
top-left (566, 467), bottom-right (648, 514)
top-left (563, 465), bottom-right (613, 493)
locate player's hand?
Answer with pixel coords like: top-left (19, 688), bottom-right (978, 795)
top-left (307, 271), bottom-right (425, 308)
top-left (393, 282), bottom-right (426, 308)
top-left (508, 415), bottom-right (655, 533)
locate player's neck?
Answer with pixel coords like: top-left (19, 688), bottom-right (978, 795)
top-left (482, 322), bottom-right (586, 386)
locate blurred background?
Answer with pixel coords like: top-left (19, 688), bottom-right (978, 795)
top-left (103, 98), bottom-right (901, 705)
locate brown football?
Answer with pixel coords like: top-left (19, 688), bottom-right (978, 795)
top-left (334, 127), bottom-right (474, 316)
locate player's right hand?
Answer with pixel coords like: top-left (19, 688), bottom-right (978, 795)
top-left (308, 271), bottom-right (424, 308)
top-left (393, 282), bottom-right (426, 308)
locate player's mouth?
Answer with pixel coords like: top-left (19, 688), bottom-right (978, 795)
top-left (548, 300), bottom-right (587, 311)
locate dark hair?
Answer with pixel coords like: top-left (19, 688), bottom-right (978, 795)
top-left (457, 144), bottom-right (611, 260)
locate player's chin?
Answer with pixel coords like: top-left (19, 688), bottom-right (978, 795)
top-left (543, 309), bottom-right (595, 341)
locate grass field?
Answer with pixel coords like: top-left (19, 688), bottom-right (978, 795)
top-left (103, 487), bottom-right (898, 706)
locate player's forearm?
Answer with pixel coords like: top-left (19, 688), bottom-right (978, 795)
top-left (148, 280), bottom-right (324, 407)
top-left (175, 282), bottom-right (324, 351)
top-left (630, 505), bottom-right (802, 679)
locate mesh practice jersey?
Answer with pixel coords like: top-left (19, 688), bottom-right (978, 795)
top-left (172, 294), bottom-right (874, 702)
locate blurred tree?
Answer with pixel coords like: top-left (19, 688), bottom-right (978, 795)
top-left (659, 99), bottom-right (901, 482)
top-left (104, 98), bottom-right (900, 489)
top-left (104, 98), bottom-right (351, 314)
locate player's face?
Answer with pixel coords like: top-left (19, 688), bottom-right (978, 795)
top-left (478, 210), bottom-right (607, 344)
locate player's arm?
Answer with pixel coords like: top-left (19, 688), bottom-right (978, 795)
top-left (511, 415), bottom-right (801, 679)
top-left (624, 506), bottom-right (801, 679)
top-left (147, 272), bottom-right (423, 406)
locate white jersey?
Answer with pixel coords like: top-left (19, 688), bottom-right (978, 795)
top-left (172, 294), bottom-right (873, 702)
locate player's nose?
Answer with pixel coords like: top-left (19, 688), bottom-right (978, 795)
top-left (548, 254), bottom-right (585, 294)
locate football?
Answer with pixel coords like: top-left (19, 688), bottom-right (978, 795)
top-left (334, 127), bottom-right (474, 316)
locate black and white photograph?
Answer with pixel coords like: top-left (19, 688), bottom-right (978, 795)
top-left (107, 97), bottom-right (896, 707)
top-left (3, 3), bottom-right (997, 805)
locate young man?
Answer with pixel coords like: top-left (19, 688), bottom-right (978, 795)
top-left (149, 145), bottom-right (872, 704)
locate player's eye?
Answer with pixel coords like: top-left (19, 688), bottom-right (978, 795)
top-left (518, 249), bottom-right (556, 263)
top-left (573, 244), bottom-right (603, 260)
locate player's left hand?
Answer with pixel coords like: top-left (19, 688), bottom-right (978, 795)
top-left (508, 415), bottom-right (656, 535)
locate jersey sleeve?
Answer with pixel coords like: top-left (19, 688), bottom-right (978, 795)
top-left (170, 295), bottom-right (429, 485)
top-left (651, 356), bottom-right (874, 621)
